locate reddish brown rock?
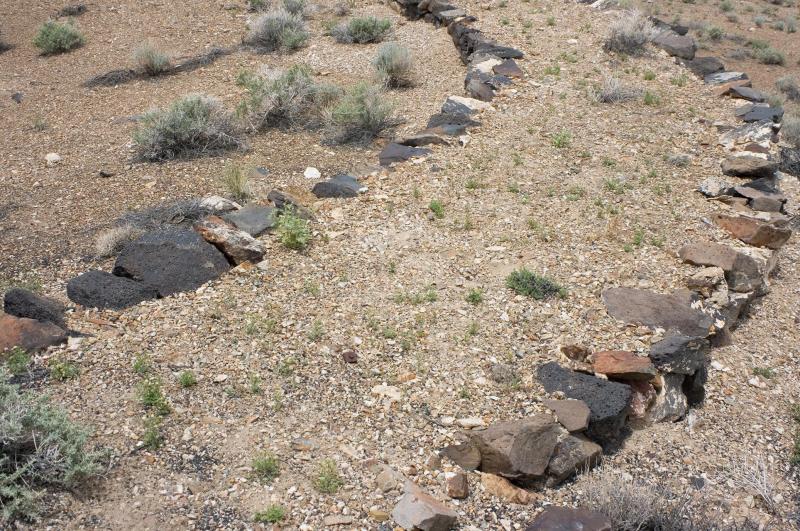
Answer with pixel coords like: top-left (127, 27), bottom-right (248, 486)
top-left (0, 313), bottom-right (67, 353)
top-left (542, 399), bottom-right (590, 432)
top-left (678, 241), bottom-right (777, 293)
top-left (481, 473), bottom-right (537, 505)
top-left (713, 214), bottom-right (792, 249)
top-left (721, 155), bottom-right (777, 179)
top-left (628, 380), bottom-right (657, 418)
top-left (593, 351), bottom-right (656, 381)
top-left (525, 506), bottom-right (612, 531)
top-left (713, 79), bottom-right (752, 97)
top-left (445, 471), bottom-right (469, 499)
top-left (194, 215), bottom-right (265, 265)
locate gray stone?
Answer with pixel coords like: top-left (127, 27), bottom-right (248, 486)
top-left (194, 216), bottom-right (265, 265)
top-left (718, 121), bottom-right (776, 150)
top-left (542, 399), bottom-right (590, 432)
top-left (379, 143), bottom-right (431, 166)
top-left (441, 441), bottom-right (481, 470)
top-left (601, 287), bottom-right (715, 337)
top-left (698, 177), bottom-right (733, 197)
top-left (311, 174), bottom-right (365, 198)
top-left (392, 481), bottom-right (457, 531)
top-left (679, 241), bottom-right (776, 294)
top-left (4, 288), bottom-right (65, 328)
top-left (644, 373), bottom-right (687, 424)
top-left (649, 334), bottom-right (709, 375)
top-left (704, 71), bottom-right (748, 85)
top-left (721, 154), bottom-right (777, 179)
top-left (113, 228), bottom-right (230, 297)
top-left (545, 434), bottom-right (602, 486)
top-left (680, 56), bottom-right (724, 77)
top-left (525, 507), bottom-right (612, 531)
top-left (729, 85), bottom-right (765, 102)
top-left (222, 204), bottom-right (277, 237)
top-left (426, 112), bottom-right (480, 136)
top-left (67, 270), bottom-right (159, 310)
top-left (652, 31), bottom-right (696, 60)
top-left (536, 362), bottom-right (631, 444)
top-left (735, 104), bottom-right (783, 123)
top-left (441, 95), bottom-right (492, 115)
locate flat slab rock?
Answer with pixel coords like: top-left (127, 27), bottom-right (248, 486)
top-left (0, 313), bottom-right (67, 353)
top-left (718, 121), bottom-right (775, 150)
top-left (392, 481), bottom-right (457, 531)
top-left (441, 95), bottom-right (493, 115)
top-left (649, 334), bottom-right (709, 375)
top-left (728, 85), bottom-right (765, 102)
top-left (222, 204), bottom-right (277, 236)
top-left (652, 31), bottom-right (696, 60)
top-left (4, 288), bottom-right (65, 328)
top-left (704, 71), bottom-right (748, 85)
top-left (311, 174), bottom-right (366, 198)
top-left (542, 399), bottom-right (590, 432)
top-left (679, 241), bottom-right (776, 293)
top-left (680, 56), bottom-right (724, 77)
top-left (525, 506), bottom-right (612, 531)
top-left (735, 103), bottom-right (783, 123)
top-left (379, 142), bottom-right (431, 166)
top-left (713, 214), bottom-right (791, 250)
top-left (592, 350), bottom-right (656, 381)
top-left (113, 227), bottom-right (230, 297)
top-left (721, 154), bottom-right (777, 179)
top-left (536, 362), bottom-right (631, 444)
top-left (601, 287), bottom-right (715, 337)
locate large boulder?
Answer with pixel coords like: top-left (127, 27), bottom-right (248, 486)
top-left (525, 506), bottom-right (612, 531)
top-left (537, 362), bottom-right (631, 444)
top-left (652, 31), bottom-right (696, 60)
top-left (721, 155), bottom-right (777, 179)
top-left (4, 288), bottom-right (66, 328)
top-left (67, 270), bottom-right (159, 309)
top-left (113, 228), bottom-right (230, 297)
top-left (392, 481), bottom-right (457, 531)
top-left (0, 313), bottom-right (67, 353)
top-left (713, 214), bottom-right (791, 250)
top-left (601, 287), bottom-right (715, 338)
top-left (194, 216), bottom-right (265, 265)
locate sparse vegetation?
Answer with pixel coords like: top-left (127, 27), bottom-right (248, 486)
top-left (254, 505), bottom-right (287, 523)
top-left (466, 288), bottom-right (483, 305)
top-left (754, 46), bottom-right (785, 65)
top-left (5, 347), bottom-right (31, 375)
top-left (604, 11), bottom-right (655, 55)
top-left (134, 43), bottom-right (171, 76)
top-left (332, 16), bottom-right (392, 44)
top-left (282, 0), bottom-right (306, 17)
top-left (94, 225), bottom-right (143, 258)
top-left (428, 199), bottom-right (444, 219)
top-left (506, 268), bottom-right (566, 300)
top-left (776, 75), bottom-right (800, 101)
top-left (315, 458), bottom-right (343, 494)
top-left (132, 94), bottom-right (244, 161)
top-left (245, 9), bottom-right (309, 52)
top-left (33, 20), bottom-right (85, 55)
top-left (551, 130), bottom-right (571, 148)
top-left (590, 75), bottom-right (640, 103)
top-left (373, 42), bottom-right (413, 88)
top-left (782, 114), bottom-right (800, 147)
top-left (325, 82), bottom-right (396, 143)
top-left (178, 370), bottom-right (197, 388)
top-left (138, 378), bottom-right (171, 415)
top-left (252, 452), bottom-right (280, 483)
top-left (276, 207), bottom-right (311, 250)
top-left (643, 90), bottom-right (661, 106)
top-left (220, 164), bottom-right (253, 203)
top-left (50, 360), bottom-right (79, 381)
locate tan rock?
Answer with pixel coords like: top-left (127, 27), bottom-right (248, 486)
top-left (592, 350), bottom-right (656, 381)
top-left (713, 214), bottom-right (792, 250)
top-left (480, 473), bottom-right (537, 504)
top-left (542, 398), bottom-right (590, 432)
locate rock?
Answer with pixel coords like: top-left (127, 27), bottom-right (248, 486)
top-left (686, 266), bottom-right (726, 296)
top-left (644, 373), bottom-right (687, 424)
top-left (779, 147), bottom-right (800, 177)
top-left (592, 350), bottom-right (656, 381)
top-left (713, 79), bottom-right (753, 97)
top-left (379, 142), bottom-right (432, 166)
top-left (371, 383), bottom-right (402, 402)
top-left (735, 104), bottom-right (783, 123)
top-left (376, 465), bottom-right (402, 492)
top-left (649, 334), bottom-right (709, 375)
top-left (536, 362), bottom-right (631, 444)
top-left (311, 174), bottom-right (366, 198)
top-left (684, 365), bottom-right (708, 405)
top-left (425, 112), bottom-right (480, 136)
top-left (650, 16), bottom-right (689, 35)
top-left (525, 506), bottom-right (612, 531)
top-left (113, 228), bottom-right (231, 297)
top-left (545, 434), bottom-right (602, 486)
top-left (628, 380), bottom-right (657, 419)
top-left (267, 190), bottom-right (314, 220)
top-left (698, 177), bottom-right (733, 197)
top-left (652, 31), bottom-right (696, 60)
top-left (601, 287), bottom-right (715, 337)
top-left (341, 349), bottom-right (358, 363)
top-left (441, 95), bottom-right (493, 115)
top-left (704, 71), bottom-right (748, 85)
top-left (67, 270), bottom-right (159, 309)
top-left (468, 416), bottom-right (561, 483)
top-left (728, 86), bottom-right (765, 102)
top-left (199, 195), bottom-right (241, 213)
top-left (489, 362), bottom-right (516, 384)
top-left (468, 44), bottom-right (523, 61)
top-left (392, 481), bottom-right (458, 531)
top-left (733, 184), bottom-right (786, 212)
top-left (480, 473), bottom-right (537, 504)
top-left (713, 214), bottom-right (791, 249)
top-left (678, 241), bottom-right (776, 293)
top-left (680, 56), bottom-right (724, 77)
top-left (542, 399), bottom-right (590, 432)
top-left (45, 153), bottom-right (61, 166)
top-left (11, 92), bottom-right (23, 104)
top-left (194, 216), bottom-right (265, 265)
top-left (465, 77), bottom-right (495, 101)
top-left (4, 288), bottom-right (65, 328)
top-left (222, 204), bottom-right (278, 236)
top-left (397, 132), bottom-right (450, 147)
top-left (303, 166), bottom-right (321, 179)
top-left (493, 59), bottom-right (524, 78)
top-left (445, 472), bottom-right (469, 499)
top-left (0, 313), bottom-right (67, 353)
top-left (718, 121), bottom-right (776, 150)
top-left (441, 442), bottom-right (481, 470)
top-left (323, 515), bottom-right (354, 526)
top-left (721, 155), bottom-right (777, 179)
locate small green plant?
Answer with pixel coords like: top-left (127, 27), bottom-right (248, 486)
top-left (248, 373), bottom-right (263, 394)
top-left (252, 452), bottom-right (280, 483)
top-left (394, 285), bottom-right (437, 305)
top-left (307, 319), bottom-right (325, 341)
top-left (277, 356), bottom-right (297, 377)
top-left (565, 185), bottom-right (585, 201)
top-left (719, 0), bottom-right (733, 12)
top-left (546, 16), bottom-right (556, 26)
top-left (133, 353), bottom-right (151, 375)
top-left (755, 47), bottom-right (785, 65)
top-left (671, 73), bottom-right (688, 87)
top-left (604, 177), bottom-right (629, 195)
top-left (50, 360), bottom-right (79, 381)
top-left (643, 70), bottom-right (656, 81)
top-left (528, 219), bottom-right (552, 242)
top-left (254, 505), bottom-right (287, 523)
top-left (245, 9), bottom-right (309, 52)
top-left (643, 90), bottom-right (660, 106)
top-left (142, 416), bottom-right (163, 450)
top-left (315, 458), bottom-right (343, 494)
top-left (753, 367), bottom-right (776, 379)
top-left (551, 130), bottom-right (571, 148)
top-left (332, 16), bottom-right (392, 44)
top-left (632, 228), bottom-right (645, 247)
top-left (466, 288), bottom-right (484, 305)
top-left (543, 64), bottom-right (561, 76)
top-left (5, 347), bottom-right (30, 375)
top-left (428, 199), bottom-right (445, 219)
top-left (138, 379), bottom-right (170, 415)
top-left (134, 43), bottom-right (171, 75)
top-left (276, 207), bottom-right (311, 250)
top-left (33, 20), bottom-right (85, 55)
top-left (373, 42), bottom-right (413, 88)
top-left (178, 370), bottom-right (197, 388)
top-left (506, 268), bottom-right (566, 300)
top-left (220, 164), bottom-right (253, 203)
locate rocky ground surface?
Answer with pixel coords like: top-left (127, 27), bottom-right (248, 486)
top-left (1, 0), bottom-right (799, 529)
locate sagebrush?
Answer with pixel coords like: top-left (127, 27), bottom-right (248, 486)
top-left (604, 11), bottom-right (655, 55)
top-left (373, 42), bottom-right (413, 88)
top-left (506, 268), bottom-right (565, 300)
top-left (325, 82), bottom-right (396, 143)
top-left (589, 75), bottom-right (640, 103)
top-left (33, 20), bottom-right (84, 55)
top-left (332, 16), bottom-right (392, 44)
top-left (134, 43), bottom-right (171, 76)
top-left (245, 9), bottom-right (308, 52)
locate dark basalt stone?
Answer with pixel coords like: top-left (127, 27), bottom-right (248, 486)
top-left (67, 270), bottom-right (159, 310)
top-left (649, 334), bottom-right (710, 375)
top-left (311, 174), bottom-right (364, 198)
top-left (680, 56), bottom-right (725, 77)
top-left (378, 143), bottom-right (432, 166)
top-left (222, 204), bottom-right (277, 237)
top-left (525, 506), bottom-right (612, 531)
top-left (4, 288), bottom-right (66, 328)
top-left (601, 287), bottom-right (715, 338)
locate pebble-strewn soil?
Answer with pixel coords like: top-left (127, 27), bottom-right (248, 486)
top-left (1, 0), bottom-right (798, 529)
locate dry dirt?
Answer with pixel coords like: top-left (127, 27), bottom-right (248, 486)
top-left (1, 0), bottom-right (799, 529)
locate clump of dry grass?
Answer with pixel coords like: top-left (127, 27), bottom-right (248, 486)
top-left (728, 456), bottom-right (778, 513)
top-left (244, 9), bottom-right (309, 52)
top-left (331, 16), bottom-right (392, 44)
top-left (604, 11), bottom-right (656, 55)
top-left (776, 75), bottom-right (799, 101)
top-left (134, 43), bottom-right (171, 76)
top-left (220, 164), bottom-right (253, 203)
top-left (589, 75), bottom-right (641, 103)
top-left (324, 82), bottom-right (397, 143)
top-left (373, 42), bottom-right (413, 88)
top-left (95, 225), bottom-right (143, 257)
top-left (782, 113), bottom-right (800, 147)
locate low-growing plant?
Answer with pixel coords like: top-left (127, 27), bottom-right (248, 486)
top-left (94, 225), bottom-right (143, 258)
top-left (33, 20), bottom-right (84, 55)
top-left (276, 207), bottom-right (311, 250)
top-left (551, 130), bottom-right (571, 148)
top-left (142, 416), bottom-right (163, 450)
top-left (138, 378), bottom-right (170, 415)
top-left (134, 43), bottom-right (171, 76)
top-left (252, 452), bottom-right (280, 482)
top-left (0, 370), bottom-right (105, 522)
top-left (254, 504), bottom-right (287, 523)
top-left (754, 15), bottom-right (766, 27)
top-left (132, 353), bottom-right (150, 375)
top-left (132, 94), bottom-right (244, 161)
top-left (755, 46), bottom-right (785, 65)
top-left (50, 360), bottom-right (79, 381)
top-left (220, 164), bottom-right (253, 203)
top-left (325, 82), bottom-right (396, 143)
top-left (643, 70), bottom-right (655, 81)
top-left (776, 75), bottom-right (800, 100)
top-left (604, 11), bottom-right (655, 55)
top-left (282, 0), bottom-right (306, 16)
top-left (466, 288), bottom-right (483, 305)
top-left (506, 268), bottom-right (566, 300)
top-left (643, 90), bottom-right (660, 105)
top-left (332, 16), bottom-right (392, 44)
top-left (178, 370), bottom-right (197, 388)
top-left (5, 347), bottom-right (30, 375)
top-left (590, 75), bottom-right (640, 103)
top-left (248, 0), bottom-right (269, 11)
top-left (315, 458), bottom-right (343, 493)
top-left (428, 199), bottom-right (444, 219)
top-left (782, 114), bottom-right (800, 147)
top-left (245, 9), bottom-right (309, 52)
top-left (373, 42), bottom-right (413, 88)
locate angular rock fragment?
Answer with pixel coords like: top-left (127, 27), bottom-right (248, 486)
top-left (4, 288), bottom-right (66, 328)
top-left (525, 506), bottom-right (612, 531)
top-left (379, 143), bottom-right (432, 166)
top-left (441, 95), bottom-right (493, 115)
top-left (680, 56), bottom-right (724, 77)
top-left (441, 441), bottom-right (481, 470)
top-left (713, 214), bottom-right (791, 249)
top-left (311, 174), bottom-right (366, 198)
top-left (678, 241), bottom-right (776, 293)
top-left (493, 59), bottom-right (524, 78)
top-left (728, 86), bottom-right (764, 102)
top-left (698, 177), bottom-right (733, 197)
top-left (481, 473), bottom-right (537, 504)
top-left (735, 103), bottom-right (783, 123)
top-left (718, 121), bottom-right (776, 150)
top-left (649, 334), bottom-right (709, 375)
top-left (426, 112), bottom-right (480, 136)
top-left (713, 79), bottom-right (752, 97)
top-left (652, 31), bottom-right (696, 60)
top-left (0, 313), bottom-right (67, 353)
top-left (721, 155), bottom-right (777, 179)
top-left (542, 399), bottom-right (590, 432)
top-left (199, 195), bottom-right (241, 213)
top-left (628, 380), bottom-right (657, 419)
top-left (445, 471), bottom-right (469, 499)
top-left (592, 350), bottom-right (656, 381)
top-left (267, 189), bottom-right (314, 220)
top-left (222, 204), bottom-right (277, 236)
top-left (601, 287), bottom-right (715, 337)
top-left (705, 71), bottom-right (748, 85)
top-left (545, 434), bottom-right (602, 486)
top-left (644, 373), bottom-right (687, 424)
top-left (67, 270), bottom-right (159, 309)
top-left (194, 216), bottom-right (265, 265)
top-left (392, 481), bottom-right (457, 531)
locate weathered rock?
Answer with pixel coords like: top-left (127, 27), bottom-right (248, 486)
top-left (601, 287), bottom-right (715, 337)
top-left (686, 266), bottom-right (726, 297)
top-left (4, 288), bottom-right (65, 328)
top-left (542, 399), bottom-right (590, 432)
top-left (113, 228), bottom-right (230, 297)
top-left (713, 79), bottom-right (753, 97)
top-left (425, 112), bottom-right (480, 136)
top-left (311, 174), bottom-right (365, 198)
top-left (644, 373), bottom-right (687, 424)
top-left (525, 506), bottom-right (612, 531)
top-left (779, 147), bottom-right (800, 177)
top-left (392, 481), bottom-right (458, 531)
top-left (735, 103), bottom-right (783, 123)
top-left (441, 95), bottom-right (493, 115)
top-left (650, 16), bottom-right (689, 35)
top-left (733, 185), bottom-right (785, 212)
top-left (397, 132), bottom-right (450, 147)
top-left (705, 71), bottom-right (748, 85)
top-left (721, 155), bottom-right (777, 179)
top-left (445, 471), bottom-right (469, 499)
top-left (379, 143), bottom-right (432, 166)
top-left (713, 214), bottom-right (791, 249)
top-left (698, 177), bottom-right (733, 197)
top-left (652, 31), bottom-right (696, 60)
top-left (537, 362), bottom-right (631, 444)
top-left (441, 441), bottom-right (481, 470)
top-left (680, 56), bottom-right (724, 77)
top-left (593, 350), bottom-right (656, 381)
top-left (719, 121), bottom-right (776, 150)
top-left (468, 416), bottom-right (561, 483)
top-left (199, 195), bottom-right (241, 213)
top-left (493, 59), bottom-right (523, 78)
top-left (194, 216), bottom-right (265, 265)
top-left (67, 270), bottom-right (159, 309)
top-left (728, 86), bottom-right (765, 102)
top-left (649, 334), bottom-right (709, 375)
top-left (678, 241), bottom-right (776, 293)
top-left (481, 473), bottom-right (537, 504)
top-left (222, 204), bottom-right (277, 236)
top-left (628, 380), bottom-right (657, 419)
top-left (267, 190), bottom-right (314, 220)
top-left (545, 434), bottom-right (602, 486)
top-left (0, 313), bottom-right (67, 353)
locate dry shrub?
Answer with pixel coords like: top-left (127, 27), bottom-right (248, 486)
top-left (324, 82), bottom-right (397, 143)
top-left (782, 114), bottom-right (800, 147)
top-left (776, 75), bottom-right (800, 101)
top-left (589, 75), bottom-right (641, 103)
top-left (373, 42), bottom-right (413, 88)
top-left (94, 225), bottom-right (143, 257)
top-left (134, 43), bottom-right (171, 76)
top-left (604, 11), bottom-right (656, 55)
top-left (244, 9), bottom-right (308, 52)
